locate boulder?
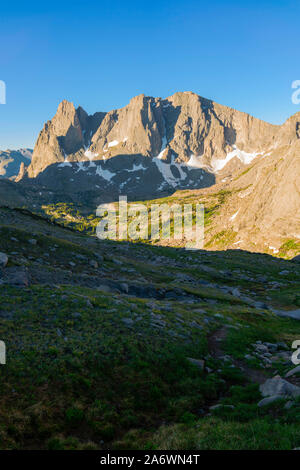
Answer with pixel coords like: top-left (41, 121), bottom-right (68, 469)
top-left (209, 404), bottom-right (235, 411)
top-left (119, 283), bottom-right (129, 294)
top-left (257, 395), bottom-right (283, 407)
top-left (259, 375), bottom-right (300, 398)
top-left (89, 260), bottom-right (98, 269)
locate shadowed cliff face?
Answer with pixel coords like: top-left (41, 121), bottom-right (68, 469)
top-left (21, 154), bottom-right (216, 208)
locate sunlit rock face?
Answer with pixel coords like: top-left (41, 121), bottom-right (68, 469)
top-left (26, 91), bottom-right (288, 181)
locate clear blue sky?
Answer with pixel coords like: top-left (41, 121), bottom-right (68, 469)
top-left (1, 0), bottom-right (299, 149)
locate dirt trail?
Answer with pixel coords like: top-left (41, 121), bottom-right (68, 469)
top-left (208, 326), bottom-right (268, 385)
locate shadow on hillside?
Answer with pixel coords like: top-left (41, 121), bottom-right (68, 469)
top-left (18, 153), bottom-right (216, 208)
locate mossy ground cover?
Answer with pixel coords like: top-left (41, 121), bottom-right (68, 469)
top-left (0, 206), bottom-right (299, 449)
top-left (0, 285), bottom-right (220, 449)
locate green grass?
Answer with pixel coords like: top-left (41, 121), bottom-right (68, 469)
top-left (279, 239), bottom-right (300, 258)
top-left (0, 205), bottom-right (299, 449)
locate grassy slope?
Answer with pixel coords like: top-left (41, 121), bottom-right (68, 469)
top-left (40, 189), bottom-right (300, 259)
top-left (0, 206), bottom-right (299, 450)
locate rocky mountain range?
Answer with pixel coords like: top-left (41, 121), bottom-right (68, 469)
top-left (1, 91), bottom-right (299, 257)
top-left (22, 91), bottom-right (298, 179)
top-left (20, 93), bottom-right (282, 195)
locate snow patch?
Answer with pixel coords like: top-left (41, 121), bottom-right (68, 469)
top-left (58, 160), bottom-right (72, 168)
top-left (76, 162), bottom-right (88, 172)
top-left (154, 154), bottom-right (188, 188)
top-left (84, 149), bottom-right (99, 167)
top-left (95, 165), bottom-right (115, 181)
top-left (125, 163), bottom-right (147, 172)
top-left (187, 154), bottom-right (205, 169)
top-left (157, 136), bottom-right (168, 160)
top-left (107, 140), bottom-right (119, 148)
top-left (230, 210), bottom-right (239, 221)
top-left (211, 146), bottom-right (260, 172)
top-left (84, 149), bottom-right (98, 159)
top-left (186, 146), bottom-right (263, 173)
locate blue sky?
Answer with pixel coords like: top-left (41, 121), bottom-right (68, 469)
top-left (0, 0), bottom-right (299, 149)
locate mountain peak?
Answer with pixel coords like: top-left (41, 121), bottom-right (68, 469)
top-left (57, 99), bottom-right (76, 113)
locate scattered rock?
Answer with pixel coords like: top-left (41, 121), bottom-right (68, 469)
top-left (97, 284), bottom-right (113, 293)
top-left (214, 313), bottom-right (224, 319)
top-left (245, 354), bottom-right (254, 360)
top-left (264, 342), bottom-right (278, 352)
top-left (0, 252), bottom-right (8, 268)
top-left (113, 259), bottom-right (122, 266)
top-left (89, 260), bottom-right (98, 269)
top-left (253, 301), bottom-right (269, 309)
top-left (277, 342), bottom-right (289, 351)
top-left (72, 312), bottom-right (81, 319)
top-left (119, 283), bottom-right (129, 294)
top-left (86, 299), bottom-right (93, 308)
top-left (75, 254), bottom-right (86, 260)
top-left (3, 267), bottom-right (30, 287)
top-left (187, 357), bottom-right (205, 370)
top-left (121, 318), bottom-right (134, 327)
top-left (284, 401), bottom-right (295, 410)
top-left (254, 344), bottom-right (268, 353)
